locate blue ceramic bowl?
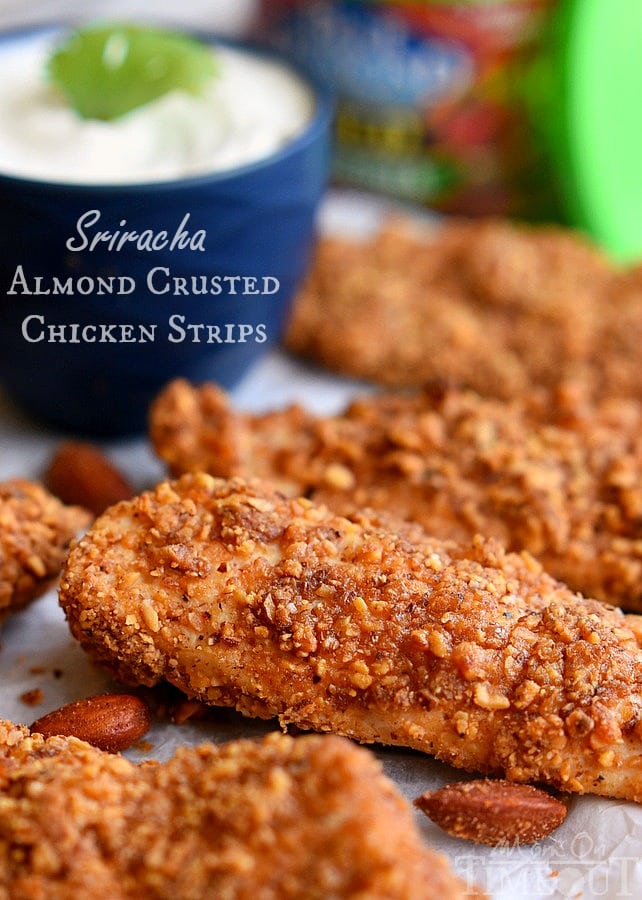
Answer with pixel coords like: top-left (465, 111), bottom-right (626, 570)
top-left (0, 27), bottom-right (333, 436)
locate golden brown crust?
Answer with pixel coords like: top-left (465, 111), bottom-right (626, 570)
top-left (0, 479), bottom-right (91, 623)
top-left (60, 474), bottom-right (642, 803)
top-left (284, 217), bottom-right (632, 400)
top-left (149, 379), bottom-right (642, 611)
top-left (0, 721), bottom-right (478, 899)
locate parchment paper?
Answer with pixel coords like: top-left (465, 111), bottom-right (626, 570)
top-left (1, 190), bottom-right (640, 899)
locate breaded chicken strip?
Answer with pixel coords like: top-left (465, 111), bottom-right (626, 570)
top-left (285, 217), bottom-right (619, 399)
top-left (0, 479), bottom-right (90, 624)
top-left (0, 720), bottom-right (478, 900)
top-left (600, 263), bottom-right (642, 396)
top-left (149, 379), bottom-right (642, 611)
top-left (60, 474), bottom-right (642, 803)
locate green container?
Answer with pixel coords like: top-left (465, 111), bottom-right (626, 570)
top-left (538, 0), bottom-right (642, 261)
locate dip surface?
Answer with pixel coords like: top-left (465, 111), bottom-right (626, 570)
top-left (0, 29), bottom-right (315, 184)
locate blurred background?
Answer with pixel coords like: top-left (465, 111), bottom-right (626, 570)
top-left (0, 0), bottom-right (639, 261)
top-left (0, 1), bottom-right (258, 32)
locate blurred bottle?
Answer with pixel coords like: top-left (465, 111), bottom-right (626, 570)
top-left (254, 0), bottom-right (560, 219)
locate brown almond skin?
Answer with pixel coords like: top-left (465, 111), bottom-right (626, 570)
top-left (45, 441), bottom-right (134, 517)
top-left (30, 693), bottom-right (153, 753)
top-left (414, 779), bottom-right (567, 846)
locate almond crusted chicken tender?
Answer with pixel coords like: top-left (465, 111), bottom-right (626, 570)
top-left (285, 217), bottom-right (616, 399)
top-left (150, 379), bottom-right (642, 611)
top-left (60, 474), bottom-right (642, 803)
top-left (0, 721), bottom-right (478, 900)
top-left (0, 479), bottom-right (90, 623)
top-left (599, 263), bottom-right (642, 399)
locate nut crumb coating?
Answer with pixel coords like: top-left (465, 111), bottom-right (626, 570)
top-left (150, 379), bottom-right (642, 612)
top-left (0, 721), bottom-right (478, 900)
top-left (285, 217), bottom-right (636, 400)
top-left (60, 474), bottom-right (642, 803)
top-left (285, 215), bottom-right (642, 400)
top-left (0, 479), bottom-right (91, 623)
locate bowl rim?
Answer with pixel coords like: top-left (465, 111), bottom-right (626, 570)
top-left (0, 21), bottom-right (335, 194)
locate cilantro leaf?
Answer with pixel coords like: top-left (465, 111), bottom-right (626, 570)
top-left (47, 22), bottom-right (219, 121)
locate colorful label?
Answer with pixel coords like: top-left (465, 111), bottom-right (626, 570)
top-left (257, 0), bottom-right (558, 218)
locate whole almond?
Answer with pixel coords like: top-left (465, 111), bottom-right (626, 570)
top-left (414, 779), bottom-right (567, 846)
top-left (30, 693), bottom-right (152, 753)
top-left (45, 441), bottom-right (134, 517)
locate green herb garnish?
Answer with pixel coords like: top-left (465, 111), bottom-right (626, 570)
top-left (47, 22), bottom-right (219, 121)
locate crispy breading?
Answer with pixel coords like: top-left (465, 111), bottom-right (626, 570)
top-left (599, 263), bottom-right (642, 396)
top-left (0, 479), bottom-right (90, 623)
top-left (60, 474), bottom-right (642, 803)
top-left (0, 721), bottom-right (479, 900)
top-left (285, 217), bottom-right (632, 399)
top-left (149, 379), bottom-right (642, 611)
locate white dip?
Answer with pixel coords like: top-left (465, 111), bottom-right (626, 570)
top-left (0, 30), bottom-right (315, 184)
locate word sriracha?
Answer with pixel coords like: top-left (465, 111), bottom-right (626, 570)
top-left (66, 210), bottom-right (206, 253)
